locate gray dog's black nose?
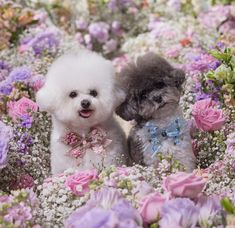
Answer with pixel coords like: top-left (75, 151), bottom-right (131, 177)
top-left (81, 99), bottom-right (91, 109)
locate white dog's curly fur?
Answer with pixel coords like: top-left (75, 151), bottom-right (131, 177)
top-left (36, 50), bottom-right (128, 174)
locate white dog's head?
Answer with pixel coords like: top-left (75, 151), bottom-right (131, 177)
top-left (36, 50), bottom-right (125, 128)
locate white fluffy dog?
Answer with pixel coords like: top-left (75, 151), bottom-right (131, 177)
top-left (36, 50), bottom-right (127, 174)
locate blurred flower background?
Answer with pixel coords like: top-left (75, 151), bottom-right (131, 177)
top-left (0, 0), bottom-right (235, 227)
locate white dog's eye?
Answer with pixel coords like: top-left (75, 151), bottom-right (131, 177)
top-left (69, 91), bottom-right (78, 98)
top-left (89, 90), bottom-right (98, 97)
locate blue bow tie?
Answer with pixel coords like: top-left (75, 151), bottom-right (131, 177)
top-left (144, 118), bottom-right (187, 158)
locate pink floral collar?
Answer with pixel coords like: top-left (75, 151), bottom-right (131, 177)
top-left (60, 127), bottom-right (112, 164)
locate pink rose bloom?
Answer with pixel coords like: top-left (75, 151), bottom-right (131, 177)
top-left (29, 74), bottom-right (45, 91)
top-left (163, 172), bottom-right (206, 198)
top-left (192, 98), bottom-right (225, 132)
top-left (7, 97), bottom-right (38, 121)
top-left (65, 169), bottom-right (98, 196)
top-left (139, 192), bottom-right (167, 223)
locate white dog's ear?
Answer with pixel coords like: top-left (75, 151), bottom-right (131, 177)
top-left (36, 83), bottom-right (57, 113)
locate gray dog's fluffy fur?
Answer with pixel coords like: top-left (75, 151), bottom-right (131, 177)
top-left (116, 53), bottom-right (196, 171)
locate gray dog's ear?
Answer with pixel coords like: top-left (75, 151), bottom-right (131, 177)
top-left (116, 100), bottom-right (136, 121)
top-left (171, 68), bottom-right (185, 87)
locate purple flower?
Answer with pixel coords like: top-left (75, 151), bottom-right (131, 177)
top-left (88, 22), bottom-right (110, 43)
top-left (17, 132), bottom-right (33, 153)
top-left (0, 60), bottom-right (11, 81)
top-left (103, 39), bottom-right (118, 53)
top-left (65, 187), bottom-right (143, 228)
top-left (20, 114), bottom-right (33, 128)
top-left (8, 67), bottom-right (32, 83)
top-left (226, 132), bottom-right (235, 156)
top-left (75, 18), bottom-right (88, 30)
top-left (22, 30), bottom-right (60, 55)
top-left (159, 198), bottom-right (199, 228)
top-left (0, 121), bottom-right (12, 169)
top-left (167, 0), bottom-right (181, 11)
top-left (111, 21), bottom-right (123, 36)
top-left (197, 195), bottom-right (222, 227)
top-left (107, 0), bottom-right (133, 11)
top-left (4, 203), bottom-right (32, 226)
top-left (0, 79), bottom-right (13, 95)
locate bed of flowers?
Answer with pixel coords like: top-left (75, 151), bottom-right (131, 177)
top-left (1, 0), bottom-right (235, 227)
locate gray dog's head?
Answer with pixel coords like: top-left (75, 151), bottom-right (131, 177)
top-left (116, 52), bottom-right (185, 122)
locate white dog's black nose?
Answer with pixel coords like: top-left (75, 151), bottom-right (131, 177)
top-left (81, 99), bottom-right (91, 109)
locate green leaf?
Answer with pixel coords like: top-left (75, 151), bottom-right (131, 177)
top-left (221, 197), bottom-right (235, 214)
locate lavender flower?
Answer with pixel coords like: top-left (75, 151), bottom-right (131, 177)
top-left (88, 22), bottom-right (110, 43)
top-left (0, 121), bottom-right (12, 169)
top-left (111, 21), bottom-right (123, 36)
top-left (0, 60), bottom-right (11, 81)
top-left (0, 79), bottom-right (12, 95)
top-left (159, 198), bottom-right (199, 228)
top-left (4, 203), bottom-right (32, 226)
top-left (65, 187), bottom-right (143, 228)
top-left (197, 195), bottom-right (222, 227)
top-left (75, 18), bottom-right (88, 30)
top-left (107, 0), bottom-right (133, 11)
top-left (8, 66), bottom-right (32, 83)
top-left (103, 39), bottom-right (118, 53)
top-left (20, 114), bottom-right (33, 129)
top-left (24, 30), bottom-right (60, 55)
top-left (17, 131), bottom-right (33, 153)
top-left (226, 132), bottom-right (235, 156)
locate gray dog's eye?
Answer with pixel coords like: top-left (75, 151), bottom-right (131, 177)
top-left (140, 90), bottom-right (147, 100)
top-left (69, 91), bottom-right (78, 98)
top-left (153, 96), bottom-right (162, 103)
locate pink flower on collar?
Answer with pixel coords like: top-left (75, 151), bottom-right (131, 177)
top-left (60, 127), bottom-right (112, 162)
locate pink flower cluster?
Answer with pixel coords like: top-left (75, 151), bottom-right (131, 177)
top-left (138, 172), bottom-right (206, 224)
top-left (7, 97), bottom-right (38, 122)
top-left (192, 98), bottom-right (225, 132)
top-left (65, 169), bottom-right (98, 196)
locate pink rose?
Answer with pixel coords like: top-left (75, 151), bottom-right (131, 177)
top-left (163, 172), bottom-right (206, 198)
top-left (139, 192), bottom-right (167, 223)
top-left (7, 97), bottom-right (38, 121)
top-left (29, 74), bottom-right (45, 91)
top-left (65, 169), bottom-right (98, 196)
top-left (192, 98), bottom-right (225, 132)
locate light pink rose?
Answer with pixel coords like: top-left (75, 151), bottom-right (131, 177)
top-left (29, 74), bottom-right (45, 91)
top-left (65, 169), bottom-right (98, 196)
top-left (7, 97), bottom-right (38, 121)
top-left (163, 172), bottom-right (206, 198)
top-left (139, 192), bottom-right (167, 223)
top-left (192, 98), bottom-right (225, 132)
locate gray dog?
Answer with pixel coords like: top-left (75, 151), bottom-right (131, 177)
top-left (116, 53), bottom-right (196, 172)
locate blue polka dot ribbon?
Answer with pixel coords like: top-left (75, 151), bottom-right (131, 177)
top-left (144, 118), bottom-right (187, 158)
